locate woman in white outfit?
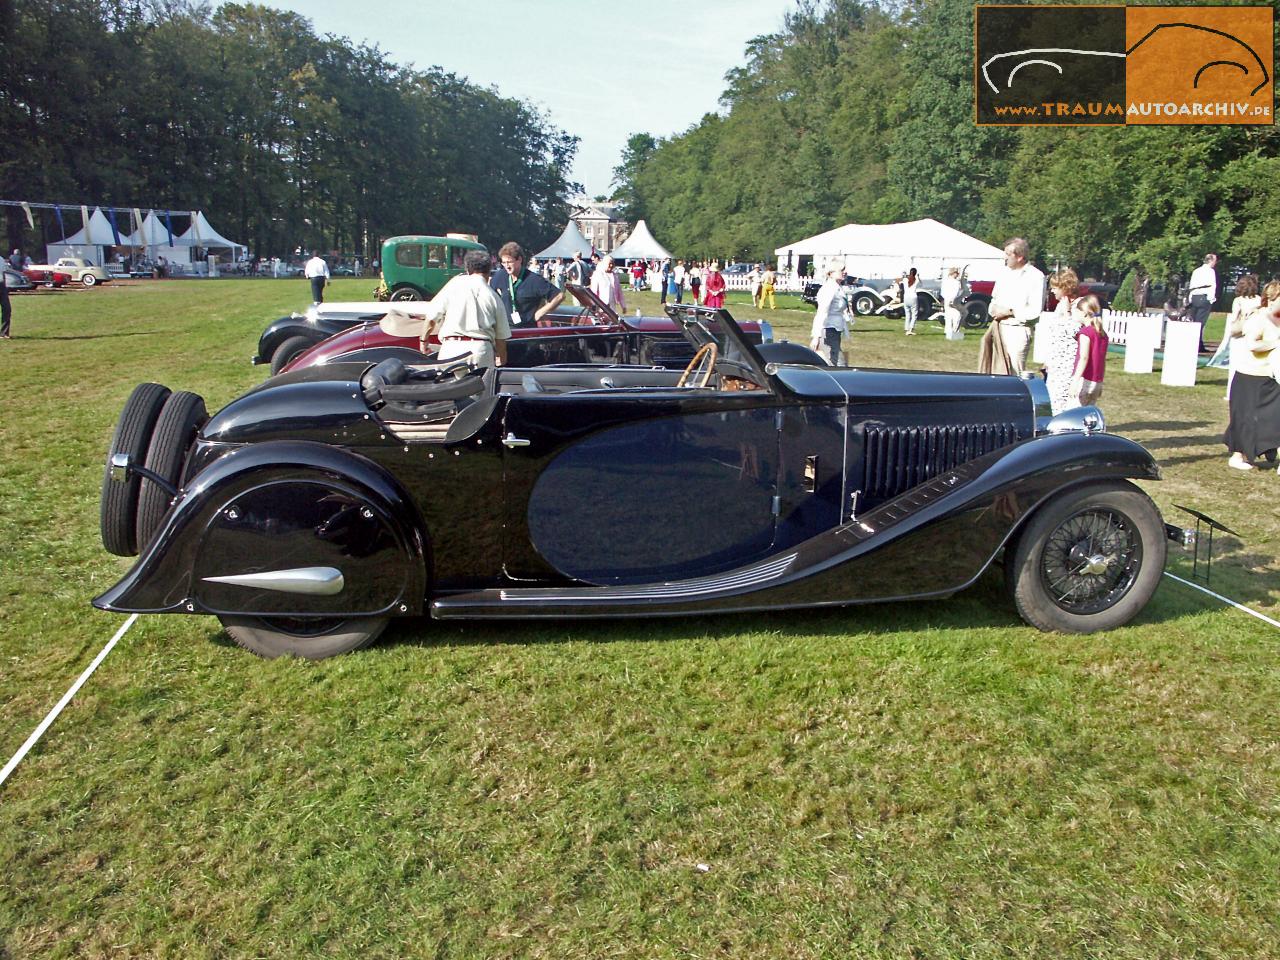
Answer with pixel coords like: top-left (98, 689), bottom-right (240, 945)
top-left (589, 256), bottom-right (626, 313)
top-left (1207, 274), bottom-right (1260, 400)
top-left (810, 267), bottom-right (853, 366)
top-left (902, 268), bottom-right (920, 335)
top-left (941, 267), bottom-right (964, 340)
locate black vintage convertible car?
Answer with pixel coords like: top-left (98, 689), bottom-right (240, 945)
top-left (97, 306), bottom-right (1172, 659)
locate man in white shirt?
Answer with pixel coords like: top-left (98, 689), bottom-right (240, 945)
top-left (987, 237), bottom-right (1045, 374)
top-left (425, 250), bottom-right (511, 367)
top-left (304, 253), bottom-right (330, 304)
top-left (1187, 252), bottom-right (1217, 349)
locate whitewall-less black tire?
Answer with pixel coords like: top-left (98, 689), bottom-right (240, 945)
top-left (135, 391), bottom-right (207, 553)
top-left (270, 335), bottom-right (314, 375)
top-left (219, 615), bottom-right (390, 660)
top-left (1006, 482), bottom-right (1166, 633)
top-left (100, 382), bottom-right (171, 556)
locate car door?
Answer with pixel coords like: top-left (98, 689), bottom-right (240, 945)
top-left (499, 391), bottom-right (783, 584)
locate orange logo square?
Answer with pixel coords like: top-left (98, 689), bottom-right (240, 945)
top-left (1126, 6), bottom-right (1273, 123)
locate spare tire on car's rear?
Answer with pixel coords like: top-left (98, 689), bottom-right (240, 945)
top-left (100, 382), bottom-right (170, 556)
top-left (135, 391), bottom-right (207, 553)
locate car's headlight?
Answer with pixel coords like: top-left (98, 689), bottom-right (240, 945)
top-left (1043, 406), bottom-right (1106, 436)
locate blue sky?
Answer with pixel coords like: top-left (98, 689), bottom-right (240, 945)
top-left (264, 0), bottom-right (798, 198)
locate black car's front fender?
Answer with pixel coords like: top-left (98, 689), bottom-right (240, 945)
top-left (93, 441), bottom-right (428, 617)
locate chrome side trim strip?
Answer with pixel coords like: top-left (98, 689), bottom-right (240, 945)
top-left (202, 566), bottom-right (345, 596)
top-left (498, 553), bottom-right (798, 603)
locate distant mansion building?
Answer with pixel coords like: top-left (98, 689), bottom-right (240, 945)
top-left (570, 200), bottom-right (629, 254)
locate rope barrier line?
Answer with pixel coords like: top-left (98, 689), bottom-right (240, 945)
top-left (0, 614), bottom-right (139, 793)
top-left (1163, 572), bottom-right (1280, 629)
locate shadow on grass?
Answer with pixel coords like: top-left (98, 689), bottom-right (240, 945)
top-left (1158, 451), bottom-right (1231, 467)
top-left (1138, 433), bottom-right (1220, 452)
top-left (196, 565), bottom-right (1200, 658)
top-left (14, 331), bottom-right (156, 341)
top-left (1109, 420), bottom-right (1212, 433)
top-left (1167, 535), bottom-right (1280, 605)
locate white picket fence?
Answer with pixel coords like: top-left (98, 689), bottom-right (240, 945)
top-left (1032, 309), bottom-right (1201, 385)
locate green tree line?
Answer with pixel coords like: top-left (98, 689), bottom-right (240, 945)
top-left (0, 0), bottom-right (579, 259)
top-left (613, 0), bottom-right (1280, 283)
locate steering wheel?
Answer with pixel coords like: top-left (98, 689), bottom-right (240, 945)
top-left (677, 342), bottom-right (718, 388)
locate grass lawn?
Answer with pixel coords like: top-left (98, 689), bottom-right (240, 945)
top-left (0, 278), bottom-right (1277, 958)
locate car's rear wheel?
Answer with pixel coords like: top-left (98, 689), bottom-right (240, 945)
top-left (1006, 482), bottom-right (1166, 633)
top-left (82, 273), bottom-right (97, 286)
top-left (101, 382), bottom-right (171, 556)
top-left (852, 292), bottom-right (878, 315)
top-left (135, 391), bottom-right (207, 553)
top-left (270, 335), bottom-right (314, 374)
top-left (219, 615), bottom-right (390, 660)
top-left (388, 286), bottom-right (422, 302)
top-left (963, 298), bottom-right (990, 328)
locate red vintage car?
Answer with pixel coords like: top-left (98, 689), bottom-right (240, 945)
top-left (23, 266), bottom-right (73, 288)
top-left (281, 284), bottom-right (783, 374)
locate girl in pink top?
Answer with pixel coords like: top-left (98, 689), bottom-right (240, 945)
top-left (1070, 295), bottom-right (1108, 407)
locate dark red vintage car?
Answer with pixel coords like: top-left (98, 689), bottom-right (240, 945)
top-left (280, 284), bottom-right (780, 374)
top-left (23, 266), bottom-right (73, 288)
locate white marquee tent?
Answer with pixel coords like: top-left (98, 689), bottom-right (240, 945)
top-left (774, 218), bottom-right (1006, 281)
top-left (46, 207), bottom-right (120, 264)
top-left (605, 219), bottom-right (671, 262)
top-left (123, 211), bottom-right (193, 265)
top-left (177, 211), bottom-right (246, 258)
top-left (534, 221), bottom-right (593, 260)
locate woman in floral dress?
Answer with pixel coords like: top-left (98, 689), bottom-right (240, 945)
top-left (1043, 268), bottom-right (1082, 415)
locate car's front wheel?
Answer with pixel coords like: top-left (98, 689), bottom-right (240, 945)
top-left (1006, 482), bottom-right (1166, 633)
top-left (388, 286), bottom-right (422, 302)
top-left (219, 615), bottom-right (390, 659)
top-left (270, 335), bottom-right (314, 374)
top-left (82, 273), bottom-right (97, 286)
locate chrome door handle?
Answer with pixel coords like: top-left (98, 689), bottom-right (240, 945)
top-left (503, 433), bottom-right (532, 448)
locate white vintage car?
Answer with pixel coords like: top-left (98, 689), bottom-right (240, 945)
top-left (28, 257), bottom-right (112, 286)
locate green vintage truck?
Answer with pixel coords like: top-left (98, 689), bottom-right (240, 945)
top-left (378, 233), bottom-right (487, 301)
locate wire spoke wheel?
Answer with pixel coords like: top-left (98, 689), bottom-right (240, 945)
top-left (1038, 508), bottom-right (1142, 615)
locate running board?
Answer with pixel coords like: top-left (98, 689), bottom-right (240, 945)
top-left (431, 552), bottom-right (799, 618)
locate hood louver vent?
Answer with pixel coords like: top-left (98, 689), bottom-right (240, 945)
top-left (863, 423), bottom-right (1019, 500)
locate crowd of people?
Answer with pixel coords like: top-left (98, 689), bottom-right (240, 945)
top-left (419, 235), bottom-right (1280, 478)
top-left (526, 254), bottom-right (753, 310)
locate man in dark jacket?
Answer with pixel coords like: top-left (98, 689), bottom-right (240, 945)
top-left (491, 241), bottom-right (565, 327)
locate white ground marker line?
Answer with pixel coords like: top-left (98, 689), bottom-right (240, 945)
top-left (0, 614), bottom-right (139, 793)
top-left (1163, 572), bottom-right (1280, 629)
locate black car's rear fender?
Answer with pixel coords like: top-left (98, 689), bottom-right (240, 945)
top-left (93, 441), bottom-right (428, 616)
